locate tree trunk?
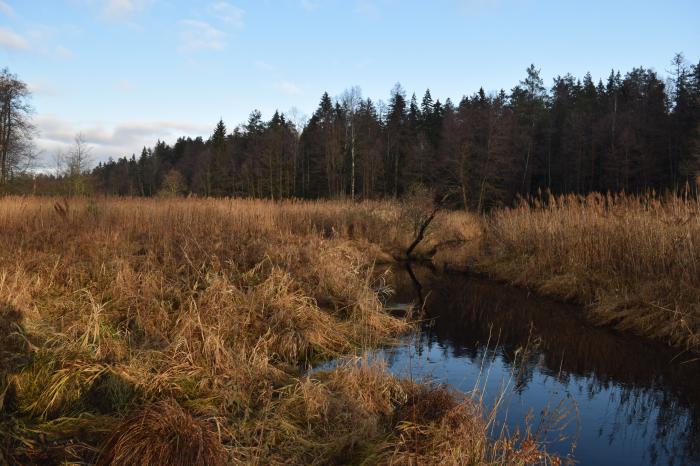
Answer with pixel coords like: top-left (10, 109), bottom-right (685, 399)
top-left (351, 123), bottom-right (355, 201)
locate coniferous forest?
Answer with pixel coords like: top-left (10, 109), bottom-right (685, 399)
top-left (64, 56), bottom-right (699, 209)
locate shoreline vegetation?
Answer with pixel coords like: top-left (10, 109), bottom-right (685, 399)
top-left (1, 192), bottom-right (698, 464)
top-left (0, 196), bottom-right (558, 465)
top-left (473, 192), bottom-right (700, 353)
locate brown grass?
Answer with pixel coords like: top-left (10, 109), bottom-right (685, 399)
top-left (97, 399), bottom-right (226, 466)
top-left (384, 384), bottom-right (488, 465)
top-left (8, 191), bottom-right (685, 463)
top-left (466, 192), bottom-right (700, 352)
top-left (0, 196), bottom-right (537, 465)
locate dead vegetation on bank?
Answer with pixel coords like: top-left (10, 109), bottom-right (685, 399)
top-left (474, 192), bottom-right (700, 353)
top-left (235, 189), bottom-right (700, 353)
top-left (311, 188), bottom-right (700, 354)
top-left (0, 197), bottom-right (553, 465)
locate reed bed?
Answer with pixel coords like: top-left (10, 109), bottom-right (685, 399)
top-left (475, 192), bottom-right (700, 352)
top-left (0, 197), bottom-right (549, 465)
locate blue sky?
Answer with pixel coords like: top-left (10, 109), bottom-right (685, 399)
top-left (0, 0), bottom-right (698, 167)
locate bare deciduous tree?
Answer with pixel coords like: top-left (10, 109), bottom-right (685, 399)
top-left (341, 86), bottom-right (362, 200)
top-left (0, 68), bottom-right (35, 185)
top-left (158, 168), bottom-right (185, 197)
top-left (66, 133), bottom-right (94, 195)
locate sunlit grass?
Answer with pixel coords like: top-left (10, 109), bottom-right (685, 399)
top-left (472, 192), bottom-right (700, 351)
top-left (0, 196), bottom-right (554, 465)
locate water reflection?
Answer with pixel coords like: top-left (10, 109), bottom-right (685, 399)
top-left (375, 266), bottom-right (700, 466)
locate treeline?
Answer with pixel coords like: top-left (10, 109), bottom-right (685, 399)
top-left (42, 55), bottom-right (700, 207)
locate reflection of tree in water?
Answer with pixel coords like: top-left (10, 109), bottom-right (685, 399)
top-left (385, 266), bottom-right (700, 465)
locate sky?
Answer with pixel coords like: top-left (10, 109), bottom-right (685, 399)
top-left (0, 0), bottom-right (698, 168)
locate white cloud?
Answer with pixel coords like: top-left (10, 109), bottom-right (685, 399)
top-left (255, 60), bottom-right (275, 71)
top-left (208, 1), bottom-right (244, 26)
top-left (102, 0), bottom-right (150, 20)
top-left (65, 0), bottom-right (150, 21)
top-left (458, 0), bottom-right (513, 14)
top-left (35, 115), bottom-right (77, 146)
top-left (0, 1), bottom-right (15, 17)
top-left (354, 0), bottom-right (380, 18)
top-left (276, 81), bottom-right (302, 95)
top-left (0, 26), bottom-right (74, 58)
top-left (34, 114), bottom-right (211, 166)
top-left (0, 27), bottom-right (29, 51)
top-left (178, 19), bottom-right (226, 53)
top-left (299, 0), bottom-right (318, 11)
top-left (27, 80), bottom-right (60, 96)
top-left (54, 45), bottom-right (74, 59)
top-left (116, 79), bottom-right (138, 92)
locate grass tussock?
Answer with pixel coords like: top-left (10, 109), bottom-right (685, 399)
top-left (0, 196), bottom-right (535, 465)
top-left (383, 385), bottom-right (488, 465)
top-left (96, 399), bottom-right (225, 466)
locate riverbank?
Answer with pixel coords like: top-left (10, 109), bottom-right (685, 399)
top-left (0, 197), bottom-right (552, 465)
top-left (459, 193), bottom-right (700, 353)
top-left (354, 265), bottom-right (700, 465)
top-left (314, 191), bottom-right (700, 354)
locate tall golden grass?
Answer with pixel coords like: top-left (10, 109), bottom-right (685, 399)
top-left (0, 197), bottom-right (548, 465)
top-left (3, 192), bottom-right (692, 463)
top-left (474, 192), bottom-right (700, 352)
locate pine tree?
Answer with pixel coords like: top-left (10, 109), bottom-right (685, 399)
top-left (386, 83), bottom-right (407, 197)
top-left (511, 64), bottom-right (547, 193)
top-left (208, 119), bottom-right (230, 196)
top-left (420, 89), bottom-right (434, 120)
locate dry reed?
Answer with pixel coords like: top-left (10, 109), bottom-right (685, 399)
top-left (0, 196), bottom-right (524, 465)
top-left (472, 192), bottom-right (700, 351)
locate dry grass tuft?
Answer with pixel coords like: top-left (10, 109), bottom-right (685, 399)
top-left (96, 399), bottom-right (225, 466)
top-left (395, 385), bottom-right (459, 426)
top-left (380, 384), bottom-right (488, 466)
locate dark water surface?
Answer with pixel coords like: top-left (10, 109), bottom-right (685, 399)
top-left (325, 266), bottom-right (700, 465)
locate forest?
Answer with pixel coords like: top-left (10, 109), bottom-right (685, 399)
top-left (48, 55), bottom-right (700, 208)
top-left (1, 55), bottom-right (697, 208)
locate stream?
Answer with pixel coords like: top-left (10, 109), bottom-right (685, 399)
top-left (318, 265), bottom-right (700, 465)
